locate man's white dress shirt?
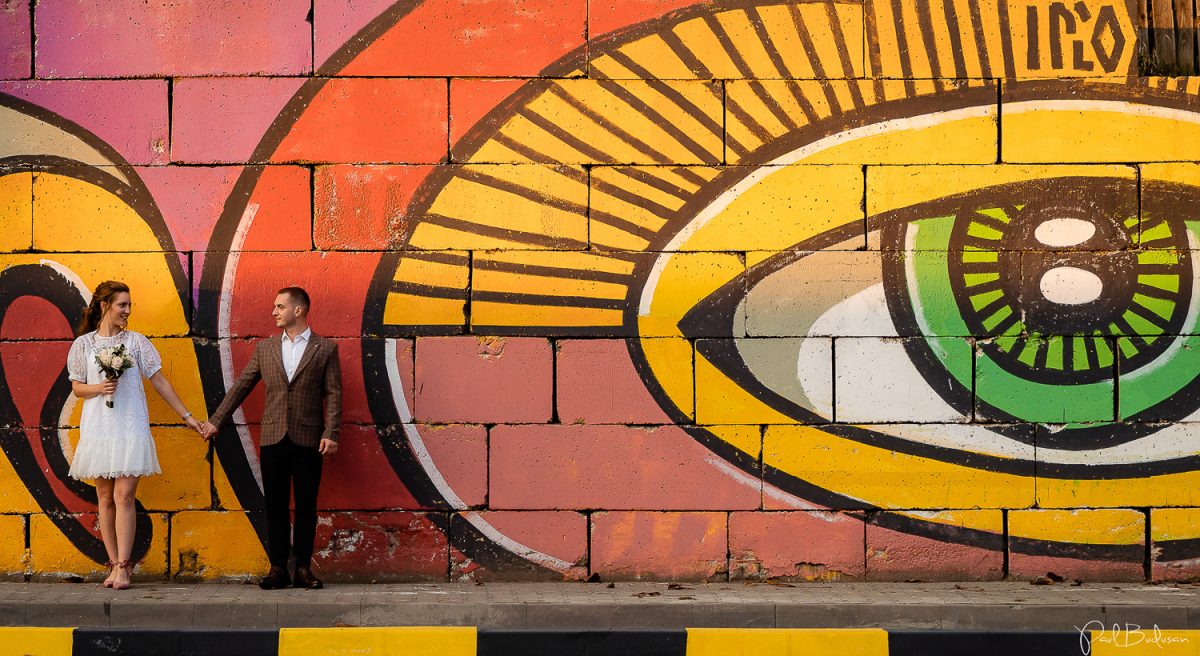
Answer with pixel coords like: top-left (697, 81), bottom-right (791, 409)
top-left (282, 327), bottom-right (311, 382)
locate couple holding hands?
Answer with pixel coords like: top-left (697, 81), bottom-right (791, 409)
top-left (67, 281), bottom-right (342, 591)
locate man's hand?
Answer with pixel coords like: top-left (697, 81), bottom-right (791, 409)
top-left (318, 438), bottom-right (338, 456)
top-left (198, 422), bottom-right (217, 440)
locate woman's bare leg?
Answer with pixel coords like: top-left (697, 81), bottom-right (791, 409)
top-left (94, 478), bottom-right (118, 587)
top-left (111, 476), bottom-right (139, 588)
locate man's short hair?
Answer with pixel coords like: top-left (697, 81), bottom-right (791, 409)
top-left (278, 286), bottom-right (311, 312)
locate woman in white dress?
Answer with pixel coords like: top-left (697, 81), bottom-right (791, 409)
top-left (66, 281), bottom-right (202, 589)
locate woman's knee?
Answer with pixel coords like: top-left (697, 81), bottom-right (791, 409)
top-left (113, 485), bottom-right (138, 508)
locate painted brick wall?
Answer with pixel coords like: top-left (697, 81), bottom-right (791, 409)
top-left (1, 0), bottom-right (1198, 583)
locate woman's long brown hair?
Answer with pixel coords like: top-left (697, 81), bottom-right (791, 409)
top-left (77, 280), bottom-right (130, 336)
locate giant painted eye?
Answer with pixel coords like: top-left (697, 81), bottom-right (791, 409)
top-left (687, 174), bottom-right (1200, 465)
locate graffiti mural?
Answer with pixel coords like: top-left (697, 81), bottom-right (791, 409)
top-left (1, 0), bottom-right (1199, 582)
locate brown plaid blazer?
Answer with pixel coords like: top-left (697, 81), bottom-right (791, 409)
top-left (209, 333), bottom-right (342, 448)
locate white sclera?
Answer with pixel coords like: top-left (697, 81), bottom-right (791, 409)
top-left (1040, 266), bottom-right (1104, 305)
top-left (1034, 218), bottom-right (1096, 247)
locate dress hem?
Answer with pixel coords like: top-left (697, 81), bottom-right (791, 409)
top-left (69, 469), bottom-right (162, 481)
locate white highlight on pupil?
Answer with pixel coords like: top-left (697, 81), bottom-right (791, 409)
top-left (1034, 218), bottom-right (1096, 247)
top-left (1040, 266), bottom-right (1104, 305)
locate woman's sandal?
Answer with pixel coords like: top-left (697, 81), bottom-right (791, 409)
top-left (112, 560), bottom-right (134, 590)
top-left (102, 561), bottom-right (116, 588)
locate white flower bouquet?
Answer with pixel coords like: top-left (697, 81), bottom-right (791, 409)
top-left (95, 344), bottom-right (133, 408)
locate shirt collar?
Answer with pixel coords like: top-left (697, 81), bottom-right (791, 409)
top-left (282, 327), bottom-right (312, 344)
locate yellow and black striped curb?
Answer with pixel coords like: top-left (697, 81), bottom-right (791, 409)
top-left (2, 627), bottom-right (1197, 656)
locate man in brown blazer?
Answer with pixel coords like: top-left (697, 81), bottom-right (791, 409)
top-left (200, 287), bottom-right (342, 590)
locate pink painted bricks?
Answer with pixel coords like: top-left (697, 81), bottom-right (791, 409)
top-left (415, 337), bottom-right (552, 423)
top-left (591, 511), bottom-right (727, 581)
top-left (35, 0), bottom-right (311, 77)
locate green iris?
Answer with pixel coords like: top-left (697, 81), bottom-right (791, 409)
top-left (903, 211), bottom-right (1200, 427)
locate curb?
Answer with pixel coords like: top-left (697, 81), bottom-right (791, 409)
top-left (3, 626), bottom-right (1194, 655)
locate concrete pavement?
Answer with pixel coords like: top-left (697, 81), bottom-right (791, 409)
top-left (0, 581), bottom-right (1195, 631)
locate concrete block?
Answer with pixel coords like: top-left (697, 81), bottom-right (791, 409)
top-left (412, 164), bottom-right (588, 250)
top-left (836, 337), bottom-right (972, 423)
top-left (312, 511), bottom-right (448, 582)
top-left (588, 0), bottom-right (700, 40)
top-left (866, 0), bottom-right (1136, 78)
top-left (763, 425), bottom-right (1036, 510)
top-left (489, 424), bottom-right (761, 511)
top-left (461, 79), bottom-right (723, 166)
top-left (0, 340), bottom-right (70, 428)
top-left (729, 511), bottom-right (865, 581)
top-left (1151, 508), bottom-right (1200, 582)
top-left (273, 78), bottom-right (448, 165)
top-left (171, 511), bottom-right (269, 582)
top-left (671, 165), bottom-right (862, 252)
top-left (29, 513), bottom-right (168, 581)
top-left (1002, 80), bottom-right (1200, 162)
top-left (0, 431), bottom-right (36, 513)
top-left (135, 166), bottom-right (241, 253)
top-left (451, 511), bottom-right (588, 581)
top-left (0, 80), bottom-right (169, 165)
top-left (727, 80), bottom-right (996, 165)
top-left (0, 169), bottom-right (32, 252)
top-left (745, 252), bottom-right (888, 338)
top-left (171, 77), bottom-right (306, 164)
top-left (590, 2), bottom-right (864, 79)
top-left (382, 251), bottom-right (470, 331)
top-left (591, 511), bottom-right (727, 581)
top-left (696, 338), bottom-right (831, 424)
top-left (1009, 509), bottom-right (1145, 582)
top-left (556, 339), bottom-right (675, 424)
top-left (318, 425), bottom-right (421, 511)
top-left (134, 426), bottom-right (210, 511)
top-left (414, 336), bottom-right (552, 423)
top-left (35, 0), bottom-right (311, 77)
top-left (639, 252), bottom-right (745, 337)
top-left (0, 515), bottom-right (26, 579)
top-left (866, 511), bottom-right (1004, 581)
top-left (0, 0), bottom-right (30, 79)
top-left (329, 0), bottom-right (585, 76)
top-left (867, 164), bottom-right (1136, 225)
top-left (977, 338), bottom-right (1115, 424)
top-left (216, 251), bottom-right (382, 338)
top-left (450, 79), bottom-right (529, 161)
top-left (313, 165), bottom-right (436, 250)
top-left (406, 424), bottom-right (488, 509)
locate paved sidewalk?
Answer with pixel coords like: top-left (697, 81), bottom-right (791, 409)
top-left (0, 581), bottom-right (1195, 631)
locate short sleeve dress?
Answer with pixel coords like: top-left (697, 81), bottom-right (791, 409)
top-left (66, 330), bottom-right (163, 480)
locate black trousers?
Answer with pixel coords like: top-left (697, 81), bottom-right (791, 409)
top-left (260, 436), bottom-right (323, 570)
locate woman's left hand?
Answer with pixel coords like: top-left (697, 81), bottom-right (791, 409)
top-left (184, 415), bottom-right (202, 433)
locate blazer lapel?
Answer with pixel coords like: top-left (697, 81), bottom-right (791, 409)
top-left (268, 335), bottom-right (286, 379)
top-left (289, 333), bottom-right (322, 384)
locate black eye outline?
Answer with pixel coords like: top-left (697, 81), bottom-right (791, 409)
top-left (670, 176), bottom-right (1200, 480)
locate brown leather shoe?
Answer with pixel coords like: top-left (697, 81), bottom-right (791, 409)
top-left (294, 566), bottom-right (323, 590)
top-left (258, 566), bottom-right (291, 590)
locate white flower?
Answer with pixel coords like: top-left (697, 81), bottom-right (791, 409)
top-left (110, 356), bottom-right (124, 369)
top-left (98, 351), bottom-right (113, 367)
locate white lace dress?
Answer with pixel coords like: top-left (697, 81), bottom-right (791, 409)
top-left (66, 330), bottom-right (162, 480)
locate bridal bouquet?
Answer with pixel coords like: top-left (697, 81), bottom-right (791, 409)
top-left (95, 345), bottom-right (133, 408)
